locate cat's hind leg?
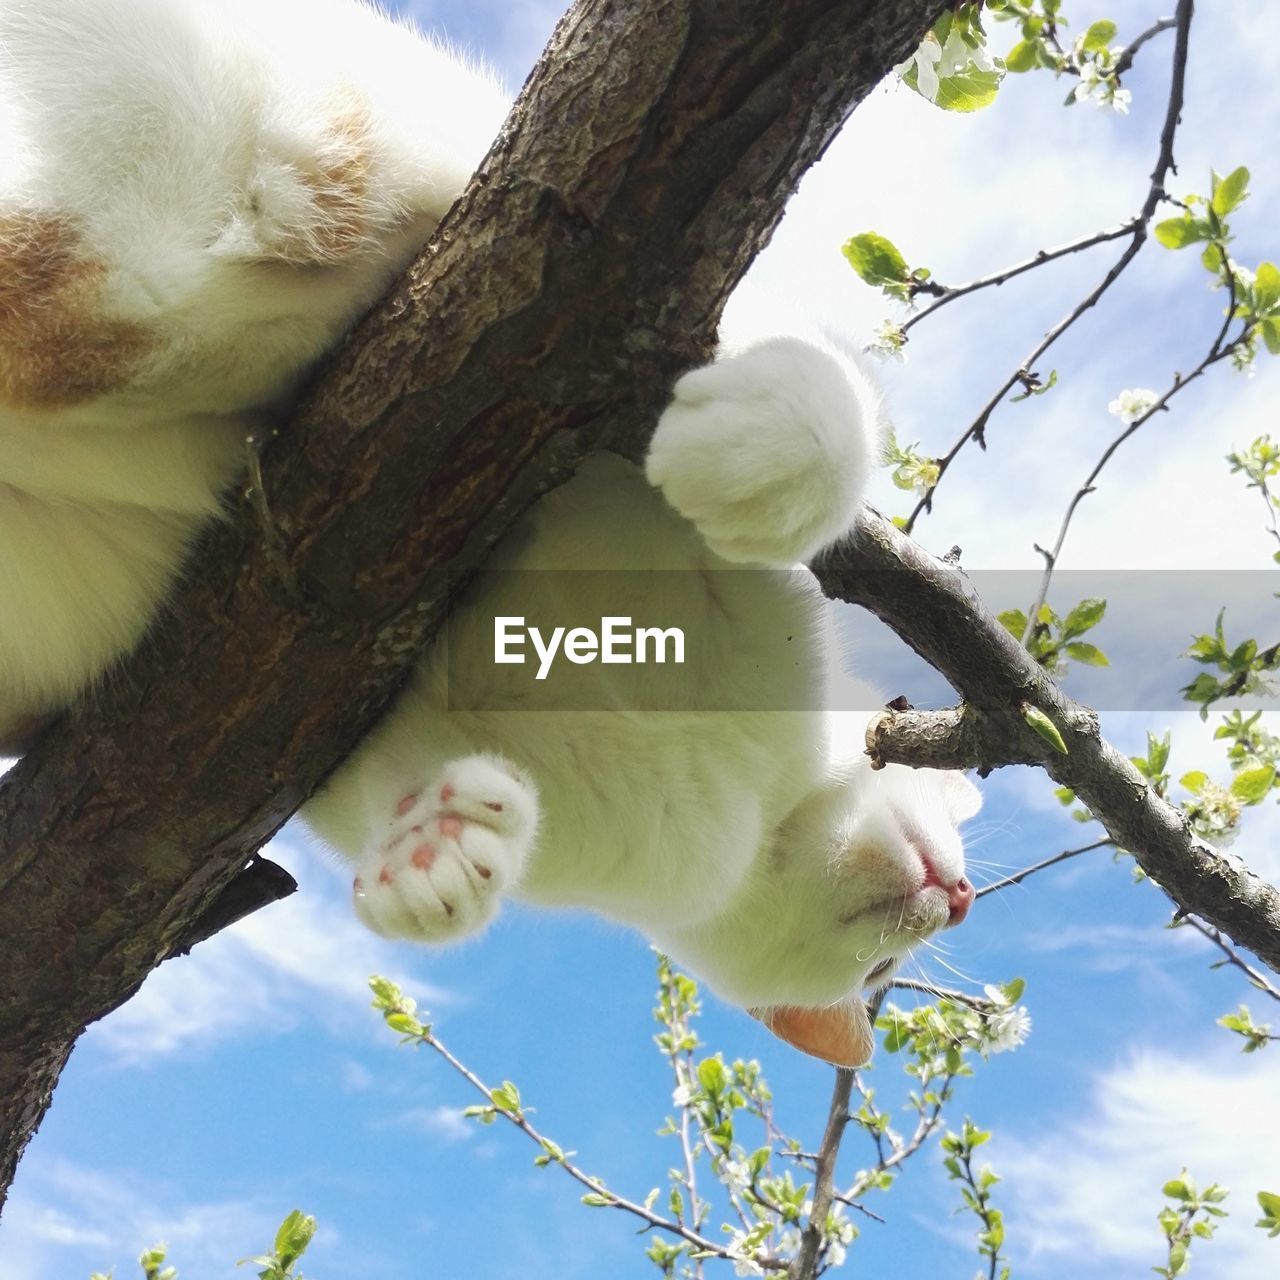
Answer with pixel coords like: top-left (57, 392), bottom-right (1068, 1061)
top-left (351, 755), bottom-right (537, 942)
top-left (645, 337), bottom-right (882, 566)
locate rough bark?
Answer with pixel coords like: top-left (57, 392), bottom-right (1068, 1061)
top-left (0, 0), bottom-right (947, 1210)
top-left (812, 511), bottom-right (1280, 973)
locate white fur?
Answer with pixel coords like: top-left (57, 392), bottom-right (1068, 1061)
top-left (0, 0), bottom-right (981, 1041)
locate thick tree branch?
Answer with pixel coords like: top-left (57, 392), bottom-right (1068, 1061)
top-left (0, 0), bottom-right (948, 1211)
top-left (812, 509), bottom-right (1280, 975)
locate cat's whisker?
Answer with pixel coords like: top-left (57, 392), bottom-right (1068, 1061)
top-left (964, 856), bottom-right (1032, 873)
top-left (916, 943), bottom-right (981, 987)
top-left (961, 816), bottom-right (1025, 846)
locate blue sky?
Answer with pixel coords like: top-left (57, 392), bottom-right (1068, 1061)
top-left (3, 1), bottom-right (1280, 1277)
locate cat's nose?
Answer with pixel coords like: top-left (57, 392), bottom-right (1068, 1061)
top-left (947, 876), bottom-right (974, 925)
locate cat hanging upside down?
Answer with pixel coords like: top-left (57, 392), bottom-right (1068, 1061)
top-left (0, 0), bottom-right (979, 1067)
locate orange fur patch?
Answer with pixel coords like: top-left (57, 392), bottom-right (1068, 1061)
top-left (270, 93), bottom-right (376, 264)
top-left (0, 212), bottom-right (155, 408)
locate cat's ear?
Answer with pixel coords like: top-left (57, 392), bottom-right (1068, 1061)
top-left (943, 772), bottom-right (982, 825)
top-left (749, 1000), bottom-right (873, 1068)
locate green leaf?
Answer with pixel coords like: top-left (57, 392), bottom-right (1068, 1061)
top-left (1004, 38), bottom-right (1039, 72)
top-left (1211, 166), bottom-right (1250, 217)
top-left (1062, 597), bottom-right (1106, 638)
top-left (1254, 261), bottom-right (1280, 311)
top-left (1261, 316), bottom-right (1280, 357)
top-left (1163, 1177), bottom-right (1192, 1200)
top-left (384, 1012), bottom-right (421, 1035)
top-left (581, 1192), bottom-right (613, 1207)
top-left (1022, 704), bottom-right (1068, 754)
top-left (696, 1056), bottom-right (727, 1096)
top-left (1081, 19), bottom-right (1116, 52)
top-left (1231, 765), bottom-right (1276, 804)
top-left (1001, 977), bottom-right (1026, 1003)
top-left (997, 608), bottom-right (1028, 639)
top-left (1154, 216), bottom-right (1210, 249)
top-left (490, 1080), bottom-right (522, 1112)
top-left (1180, 770), bottom-right (1209, 794)
top-left (274, 1210), bottom-right (316, 1264)
top-left (841, 232), bottom-right (910, 289)
top-left (934, 66), bottom-right (1003, 112)
top-left (1065, 642), bottom-right (1109, 666)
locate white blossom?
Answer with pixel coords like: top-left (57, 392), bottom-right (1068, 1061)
top-left (896, 35), bottom-right (942, 102)
top-left (721, 1157), bottom-right (752, 1195)
top-left (1108, 387), bottom-right (1159, 423)
top-left (868, 320), bottom-right (907, 363)
top-left (1109, 87), bottom-right (1132, 114)
top-left (983, 1005), bottom-right (1032, 1053)
top-left (671, 1081), bottom-right (696, 1107)
top-left (725, 1232), bottom-right (764, 1277)
top-left (940, 26), bottom-right (994, 77)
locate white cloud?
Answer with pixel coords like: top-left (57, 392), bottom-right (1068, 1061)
top-left (0, 1157), bottom-right (277, 1280)
top-left (397, 1103), bottom-right (474, 1144)
top-left (87, 835), bottom-right (451, 1064)
top-left (998, 1044), bottom-right (1280, 1277)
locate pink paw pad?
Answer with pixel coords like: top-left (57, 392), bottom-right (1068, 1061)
top-left (395, 793), bottom-right (418, 817)
top-left (440, 783), bottom-right (455, 804)
top-left (439, 815), bottom-right (464, 839)
top-left (411, 842), bottom-right (437, 870)
top-left (378, 865), bottom-right (394, 886)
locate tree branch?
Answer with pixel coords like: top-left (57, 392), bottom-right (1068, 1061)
top-left (0, 0), bottom-right (950, 1212)
top-left (811, 507), bottom-right (1280, 975)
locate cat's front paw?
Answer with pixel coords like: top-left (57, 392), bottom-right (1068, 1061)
top-left (645, 338), bottom-right (881, 566)
top-left (351, 756), bottom-right (537, 942)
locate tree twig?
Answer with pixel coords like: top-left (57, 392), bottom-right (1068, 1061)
top-left (975, 838), bottom-right (1115, 898)
top-left (1182, 915), bottom-right (1280, 1005)
top-left (1114, 15), bottom-right (1178, 78)
top-left (1021, 248), bottom-right (1245, 639)
top-left (902, 0), bottom-right (1196, 532)
top-left (900, 219), bottom-right (1140, 336)
top-left (420, 1026), bottom-right (788, 1269)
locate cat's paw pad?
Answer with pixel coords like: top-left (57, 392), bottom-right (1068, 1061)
top-left (645, 338), bottom-right (879, 565)
top-left (351, 756), bottom-right (537, 942)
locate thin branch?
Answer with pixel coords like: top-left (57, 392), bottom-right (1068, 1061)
top-left (899, 218), bottom-right (1139, 336)
top-left (975, 838), bottom-right (1114, 898)
top-left (888, 976), bottom-right (988, 1006)
top-left (846, 1071), bottom-right (957, 1200)
top-left (1182, 915), bottom-right (1280, 1005)
top-left (788, 1069), bottom-right (854, 1280)
top-left (1022, 247), bottom-right (1246, 635)
top-left (421, 1027), bottom-right (788, 1270)
top-left (902, 0), bottom-right (1196, 533)
top-left (1114, 16), bottom-right (1178, 78)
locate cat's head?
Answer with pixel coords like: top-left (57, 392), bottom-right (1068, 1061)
top-left (750, 761), bottom-right (981, 1069)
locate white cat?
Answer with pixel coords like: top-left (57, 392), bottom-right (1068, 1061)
top-left (0, 0), bottom-right (979, 1068)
